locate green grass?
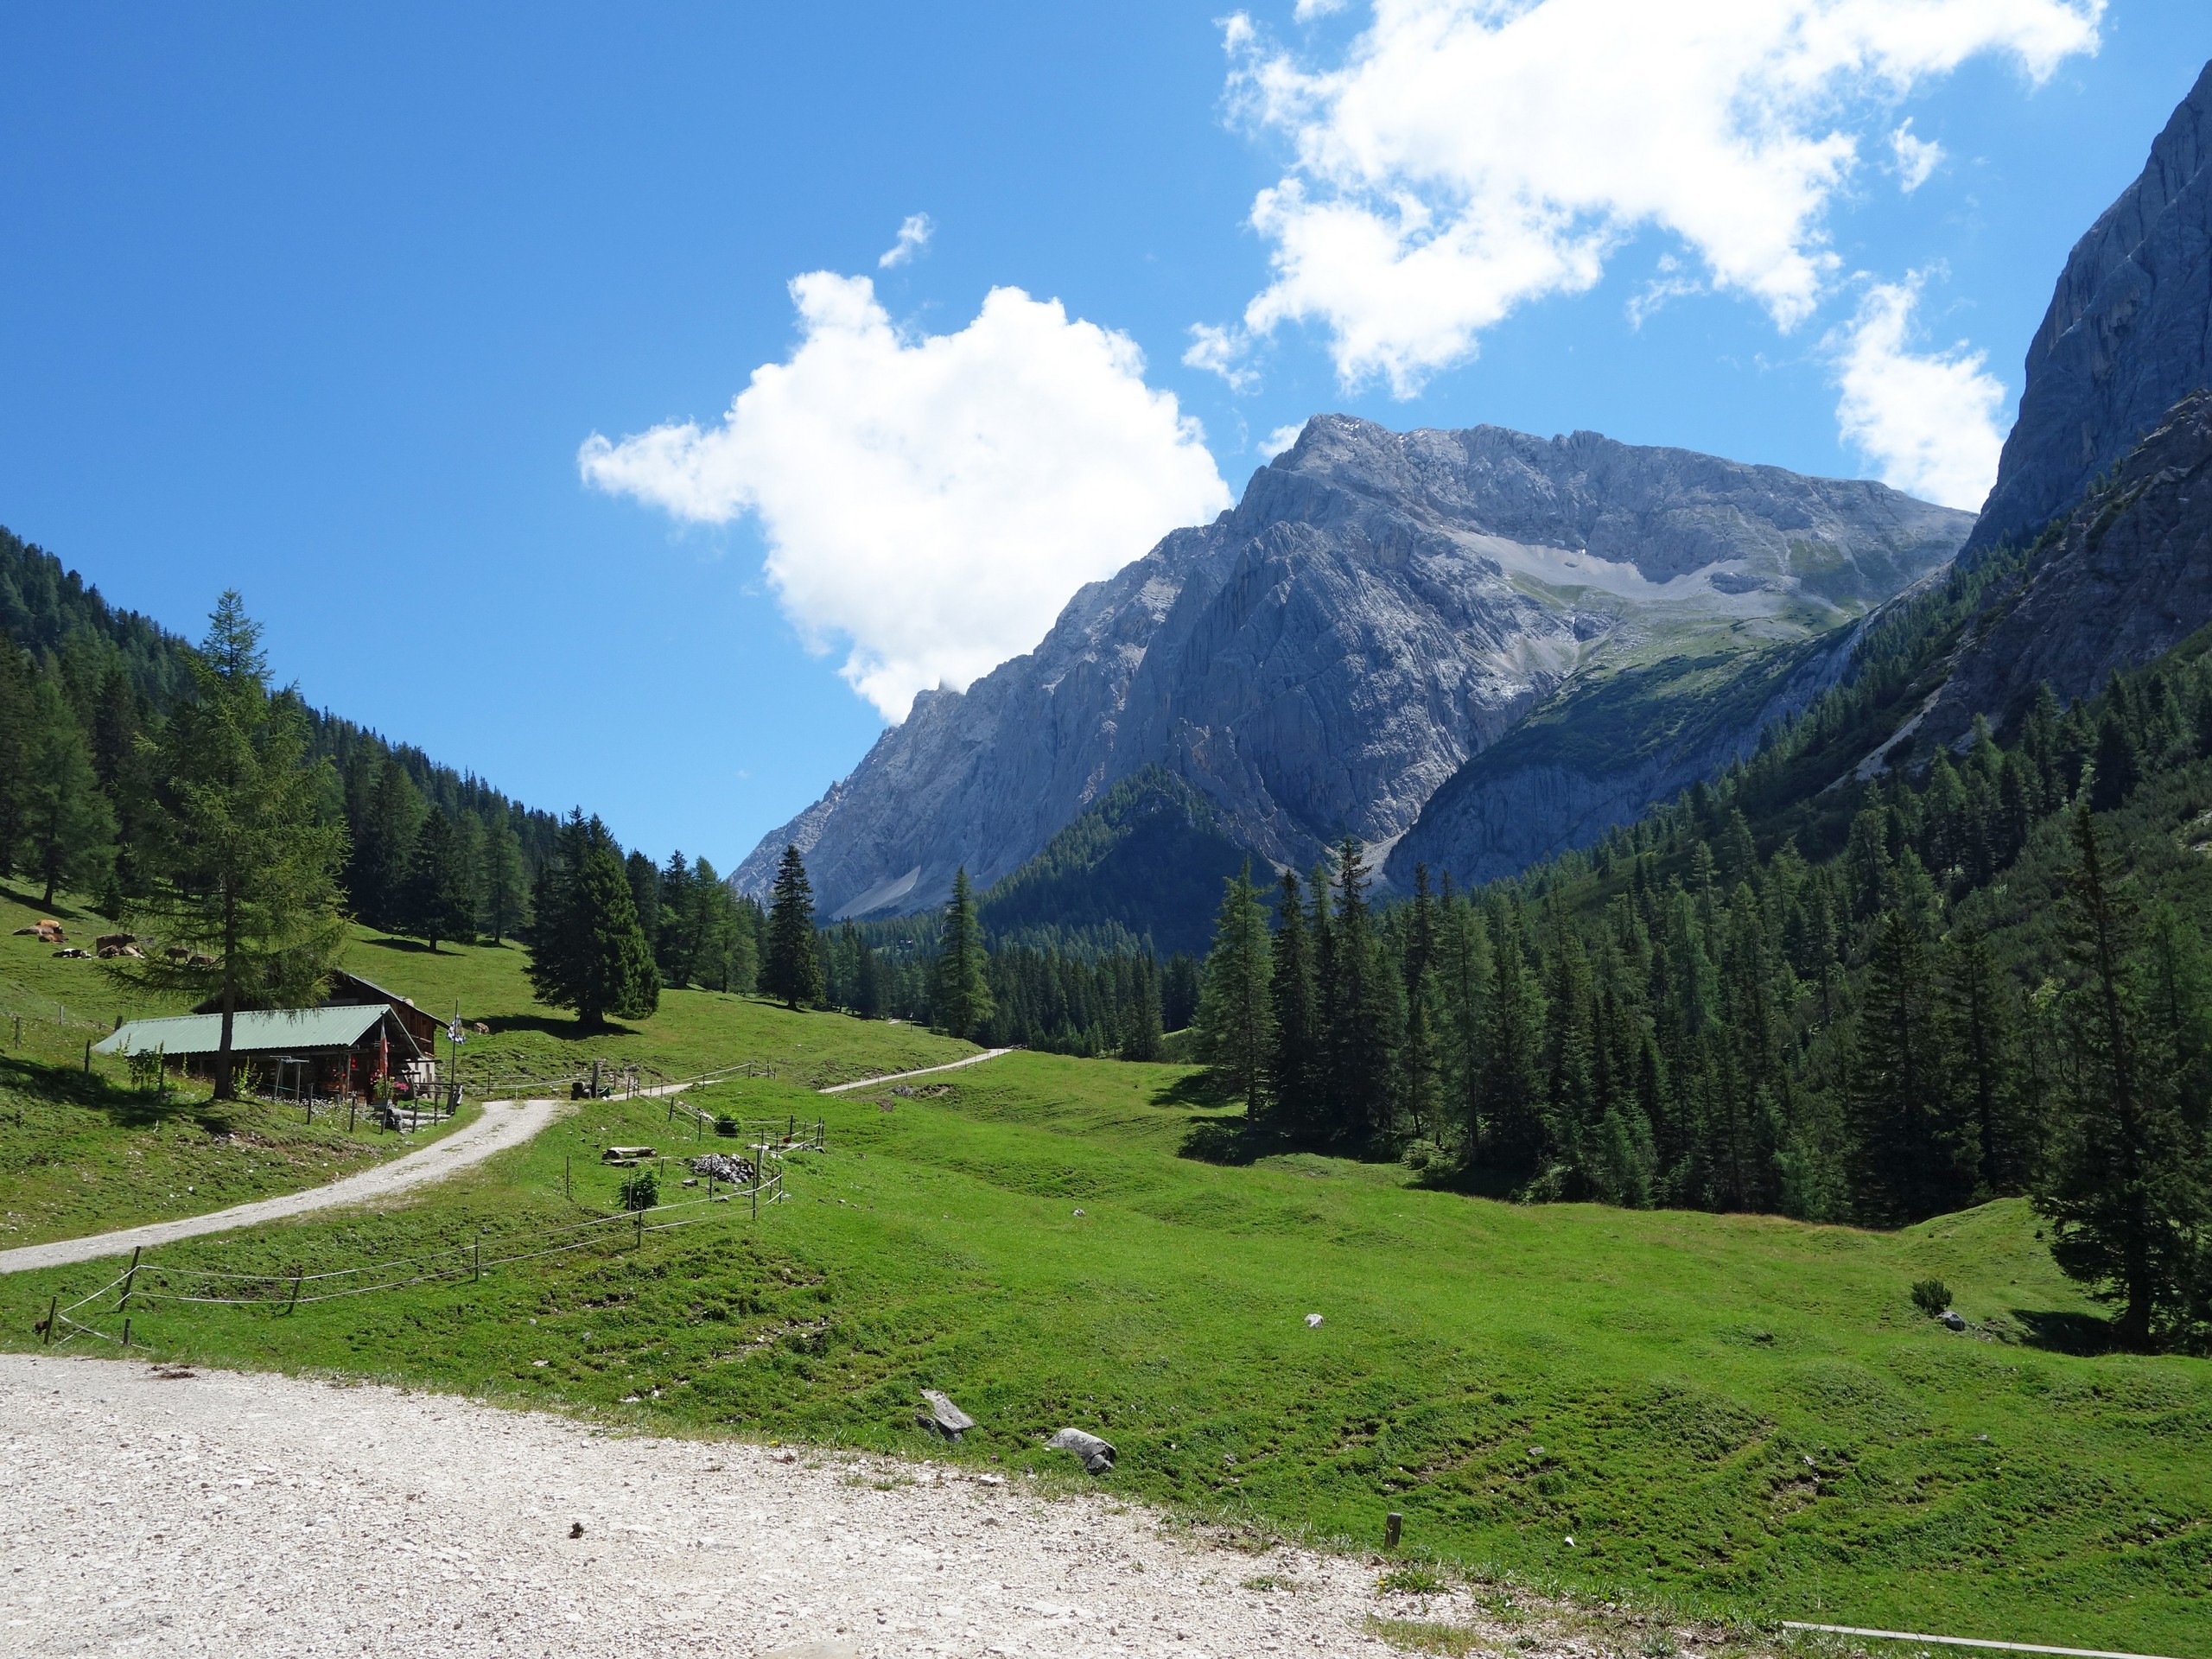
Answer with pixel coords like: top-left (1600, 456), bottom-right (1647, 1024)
top-left (0, 881), bottom-right (971, 1247)
top-left (0, 883), bottom-right (485, 1246)
top-left (5, 1046), bottom-right (2205, 1655)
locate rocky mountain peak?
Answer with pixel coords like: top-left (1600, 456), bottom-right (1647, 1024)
top-left (1967, 59), bottom-right (2212, 556)
top-left (733, 417), bottom-right (1968, 919)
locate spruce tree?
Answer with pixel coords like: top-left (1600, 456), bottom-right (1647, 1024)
top-left (1195, 864), bottom-right (1273, 1107)
top-left (480, 814), bottom-right (528, 943)
top-left (22, 675), bottom-right (116, 906)
top-left (1119, 953), bottom-right (1163, 1061)
top-left (0, 643), bottom-right (34, 879)
top-left (1268, 870), bottom-right (1319, 1130)
top-left (1480, 898), bottom-right (1548, 1170)
top-left (2035, 799), bottom-right (2208, 1349)
top-left (930, 865), bottom-right (992, 1037)
top-left (1852, 899), bottom-right (1974, 1223)
top-left (763, 843), bottom-right (824, 1011)
top-left (1321, 837), bottom-right (1397, 1141)
top-left (124, 593), bottom-right (350, 1099)
top-left (402, 808), bottom-right (475, 951)
top-left (523, 812), bottom-right (659, 1028)
top-left (1398, 864), bottom-right (1442, 1140)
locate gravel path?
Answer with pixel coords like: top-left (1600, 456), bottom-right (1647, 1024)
top-left (0, 1352), bottom-right (1518, 1659)
top-left (0, 1097), bottom-right (564, 1276)
top-left (819, 1049), bottom-right (1014, 1095)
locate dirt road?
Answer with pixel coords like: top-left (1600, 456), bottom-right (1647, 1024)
top-left (0, 1096), bottom-right (564, 1275)
top-left (0, 1351), bottom-right (1470, 1658)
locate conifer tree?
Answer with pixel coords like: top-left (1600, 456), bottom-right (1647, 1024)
top-left (1479, 898), bottom-right (1548, 1169)
top-left (1119, 953), bottom-right (1163, 1061)
top-left (402, 808), bottom-right (475, 951)
top-left (1268, 870), bottom-right (1319, 1129)
top-left (22, 674), bottom-right (116, 906)
top-left (480, 813), bottom-right (528, 944)
top-left (0, 643), bottom-right (33, 878)
top-left (125, 593), bottom-right (349, 1098)
top-left (928, 866), bottom-right (992, 1036)
top-left (524, 812), bottom-right (659, 1028)
top-left (1321, 837), bottom-right (1398, 1140)
top-left (1852, 898), bottom-right (1973, 1223)
top-left (625, 850), bottom-right (662, 964)
top-left (764, 843), bottom-right (824, 1011)
top-left (2035, 799), bottom-right (2209, 1349)
top-left (1942, 926), bottom-right (2029, 1195)
top-left (1195, 864), bottom-right (1274, 1107)
top-left (1398, 864), bottom-right (1443, 1140)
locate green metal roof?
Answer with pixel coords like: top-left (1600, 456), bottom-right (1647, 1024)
top-left (94, 1005), bottom-right (396, 1059)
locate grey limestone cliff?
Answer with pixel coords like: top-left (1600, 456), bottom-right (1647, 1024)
top-left (734, 417), bottom-right (1969, 916)
top-left (1925, 391), bottom-right (2212, 747)
top-left (1967, 60), bottom-right (2212, 556)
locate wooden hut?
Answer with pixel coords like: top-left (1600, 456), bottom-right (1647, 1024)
top-left (95, 1005), bottom-right (423, 1101)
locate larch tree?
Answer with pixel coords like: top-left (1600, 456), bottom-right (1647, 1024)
top-left (764, 843), bottom-right (824, 1011)
top-left (124, 592), bottom-right (350, 1100)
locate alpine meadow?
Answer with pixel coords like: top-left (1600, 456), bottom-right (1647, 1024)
top-left (4, 13), bottom-right (2211, 1659)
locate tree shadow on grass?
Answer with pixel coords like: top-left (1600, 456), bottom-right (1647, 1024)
top-left (2011, 1307), bottom-right (2118, 1356)
top-left (0, 881), bottom-right (103, 925)
top-left (476, 1014), bottom-right (642, 1044)
top-left (361, 936), bottom-right (437, 954)
top-left (0, 1052), bottom-right (227, 1135)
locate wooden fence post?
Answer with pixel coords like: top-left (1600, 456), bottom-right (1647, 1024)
top-left (286, 1271), bottom-right (302, 1314)
top-left (119, 1247), bottom-right (141, 1313)
top-left (41, 1295), bottom-right (55, 1344)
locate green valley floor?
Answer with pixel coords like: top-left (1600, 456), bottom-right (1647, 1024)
top-left (3, 1039), bottom-right (2204, 1657)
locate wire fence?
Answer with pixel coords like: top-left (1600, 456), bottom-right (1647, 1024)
top-left (33, 1158), bottom-right (793, 1347)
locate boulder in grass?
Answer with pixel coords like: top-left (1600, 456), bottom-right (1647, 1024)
top-left (1047, 1427), bottom-right (1116, 1474)
top-left (916, 1389), bottom-right (976, 1443)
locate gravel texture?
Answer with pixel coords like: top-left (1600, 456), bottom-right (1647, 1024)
top-left (0, 1352), bottom-right (1516, 1658)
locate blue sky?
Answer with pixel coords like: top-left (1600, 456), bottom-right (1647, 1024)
top-left (3, 3), bottom-right (2208, 872)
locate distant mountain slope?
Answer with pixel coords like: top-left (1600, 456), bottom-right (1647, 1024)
top-left (1388, 626), bottom-right (1860, 888)
top-left (976, 768), bottom-right (1250, 958)
top-left (0, 524), bottom-right (568, 876)
top-left (734, 418), bottom-right (1969, 918)
top-left (1966, 59), bottom-right (2212, 556)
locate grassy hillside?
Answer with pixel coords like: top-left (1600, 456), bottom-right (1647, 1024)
top-left (6, 1041), bottom-right (2203, 1656)
top-left (0, 880), bottom-right (972, 1246)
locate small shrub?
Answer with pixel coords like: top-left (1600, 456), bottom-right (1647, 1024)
top-left (715, 1116), bottom-right (740, 1137)
top-left (1910, 1278), bottom-right (1952, 1317)
top-left (619, 1171), bottom-right (659, 1211)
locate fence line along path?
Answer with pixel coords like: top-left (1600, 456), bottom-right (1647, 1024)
top-left (818, 1048), bottom-right (1014, 1095)
top-left (0, 1096), bottom-right (567, 1276)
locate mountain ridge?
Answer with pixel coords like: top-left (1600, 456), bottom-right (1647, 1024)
top-left (734, 418), bottom-right (1970, 917)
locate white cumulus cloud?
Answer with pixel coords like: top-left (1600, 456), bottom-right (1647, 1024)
top-left (1833, 274), bottom-right (2006, 511)
top-left (579, 274), bottom-right (1230, 721)
top-left (878, 213), bottom-right (934, 269)
top-left (1203, 0), bottom-right (2102, 395)
top-left (1890, 118), bottom-right (1944, 190)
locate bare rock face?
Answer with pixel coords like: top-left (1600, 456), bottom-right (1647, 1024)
top-left (1967, 60), bottom-right (2212, 557)
top-left (1926, 391), bottom-right (2212, 745)
top-left (734, 417), bottom-right (1967, 917)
